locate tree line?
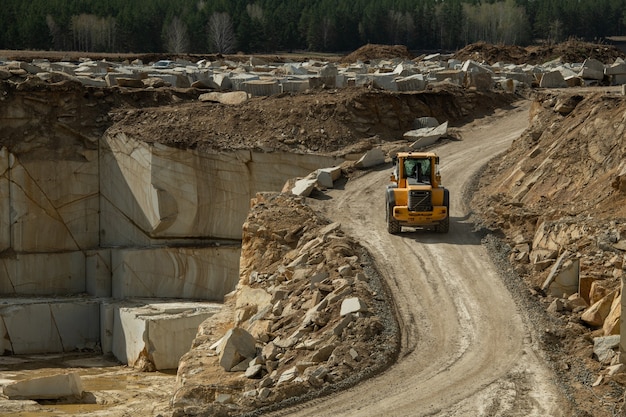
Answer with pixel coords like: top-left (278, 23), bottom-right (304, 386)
top-left (1, 0), bottom-right (625, 54)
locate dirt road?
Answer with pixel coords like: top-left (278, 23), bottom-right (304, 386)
top-left (272, 101), bottom-right (571, 417)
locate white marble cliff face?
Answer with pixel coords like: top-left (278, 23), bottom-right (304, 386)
top-left (4, 148), bottom-right (99, 253)
top-left (0, 136), bottom-right (342, 298)
top-left (100, 132), bottom-right (342, 244)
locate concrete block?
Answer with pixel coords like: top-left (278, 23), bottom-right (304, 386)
top-left (579, 58), bottom-right (605, 80)
top-left (565, 76), bottom-right (584, 87)
top-left (50, 301), bottom-right (100, 351)
top-left (2, 372), bottom-right (83, 400)
top-left (281, 79), bottom-right (310, 93)
top-left (318, 64), bottom-right (338, 87)
top-left (465, 72), bottom-right (493, 91)
top-left (539, 70), bottom-right (567, 88)
top-left (396, 74), bottom-right (426, 91)
top-left (315, 167), bottom-right (342, 189)
top-left (112, 301), bottom-right (221, 370)
top-left (406, 122), bottom-right (448, 149)
top-left (117, 77), bottom-right (145, 88)
top-left (355, 148), bottom-right (385, 169)
top-left (76, 76), bottom-right (107, 87)
top-left (371, 74), bottom-right (398, 91)
top-left (0, 315), bottom-right (9, 354)
top-left (283, 64), bottom-right (307, 75)
top-left (231, 74), bottom-right (260, 91)
top-left (605, 62), bottom-right (626, 76)
top-left (0, 298), bottom-right (99, 354)
top-left (243, 80), bottom-right (281, 96)
top-left (291, 177), bottom-right (317, 197)
top-left (352, 74), bottom-right (373, 87)
top-left (111, 246), bottom-right (240, 300)
top-left (147, 72), bottom-right (191, 88)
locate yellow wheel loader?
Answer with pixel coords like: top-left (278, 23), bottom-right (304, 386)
top-left (385, 151), bottom-right (449, 234)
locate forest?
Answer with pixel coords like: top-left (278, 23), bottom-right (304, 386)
top-left (1, 0), bottom-right (625, 55)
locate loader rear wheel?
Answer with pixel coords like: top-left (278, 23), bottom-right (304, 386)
top-left (387, 204), bottom-right (401, 234)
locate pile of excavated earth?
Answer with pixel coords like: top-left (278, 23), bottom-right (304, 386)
top-left (1, 41), bottom-right (626, 417)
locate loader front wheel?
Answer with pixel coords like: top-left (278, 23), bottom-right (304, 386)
top-left (387, 204), bottom-right (401, 234)
top-left (435, 214), bottom-right (449, 233)
top-left (435, 189), bottom-right (450, 234)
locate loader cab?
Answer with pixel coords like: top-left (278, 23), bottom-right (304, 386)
top-left (391, 152), bottom-right (441, 188)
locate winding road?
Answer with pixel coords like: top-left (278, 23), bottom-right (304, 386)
top-left (268, 100), bottom-right (570, 417)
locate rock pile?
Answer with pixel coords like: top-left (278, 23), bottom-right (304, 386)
top-left (470, 89), bottom-right (626, 398)
top-left (173, 193), bottom-right (398, 417)
top-left (2, 42), bottom-right (625, 99)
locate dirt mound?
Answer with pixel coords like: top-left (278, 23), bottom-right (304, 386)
top-left (340, 44), bottom-right (414, 63)
top-left (107, 86), bottom-right (517, 155)
top-left (454, 40), bottom-right (626, 65)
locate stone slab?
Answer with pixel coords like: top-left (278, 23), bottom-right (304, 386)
top-left (315, 166), bottom-right (342, 189)
top-left (539, 70), bottom-right (567, 88)
top-left (2, 372), bottom-right (83, 400)
top-left (396, 74), bottom-right (426, 91)
top-left (110, 300), bottom-right (222, 370)
top-left (406, 122), bottom-right (448, 149)
top-left (281, 79), bottom-right (310, 93)
top-left (0, 298), bottom-right (99, 354)
top-left (242, 80), bottom-right (281, 96)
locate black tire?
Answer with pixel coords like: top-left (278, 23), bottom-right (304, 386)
top-left (435, 213), bottom-right (449, 233)
top-left (435, 189), bottom-right (450, 234)
top-left (387, 204), bottom-right (401, 234)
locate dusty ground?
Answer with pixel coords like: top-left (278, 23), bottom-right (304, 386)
top-left (1, 42), bottom-right (626, 417)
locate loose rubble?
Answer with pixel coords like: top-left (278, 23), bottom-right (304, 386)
top-left (173, 193), bottom-right (398, 416)
top-left (471, 89), bottom-right (626, 414)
